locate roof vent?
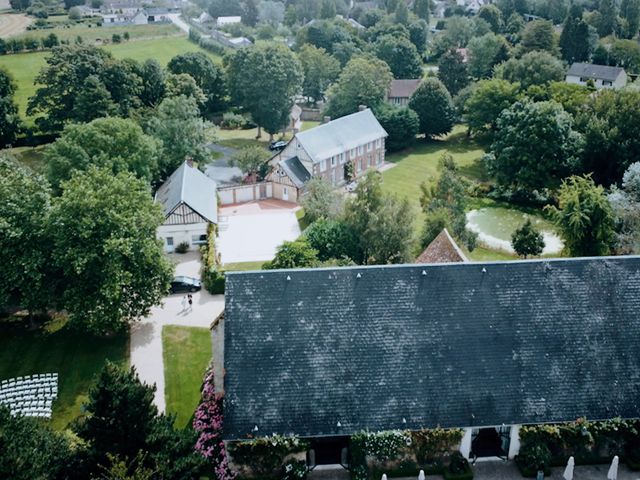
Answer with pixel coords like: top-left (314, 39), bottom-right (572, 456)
top-left (356, 273), bottom-right (362, 279)
top-left (421, 270), bottom-right (427, 276)
top-left (253, 425), bottom-right (259, 432)
top-left (337, 421), bottom-right (342, 427)
top-left (358, 104), bottom-right (367, 111)
top-left (286, 275), bottom-right (291, 281)
top-left (402, 417), bottom-right (407, 424)
top-left (482, 267), bottom-right (487, 273)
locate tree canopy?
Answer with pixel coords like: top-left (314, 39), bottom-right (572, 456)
top-left (408, 77), bottom-right (456, 138)
top-left (0, 67), bottom-right (21, 146)
top-left (511, 219), bottom-right (545, 258)
top-left (298, 44), bottom-right (341, 102)
top-left (374, 34), bottom-right (424, 79)
top-left (167, 52), bottom-right (226, 114)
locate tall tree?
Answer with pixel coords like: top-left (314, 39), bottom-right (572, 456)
top-left (226, 44), bottom-right (303, 140)
top-left (71, 75), bottom-right (116, 123)
top-left (467, 32), bottom-right (510, 79)
top-left (320, 0), bottom-right (336, 19)
top-left (138, 58), bottom-right (166, 107)
top-left (300, 177), bottom-right (344, 223)
top-left (559, 5), bottom-right (592, 63)
top-left (511, 219), bottom-right (545, 257)
top-left (343, 170), bottom-right (415, 264)
top-left (437, 49), bottom-right (469, 95)
top-left (488, 100), bottom-right (583, 190)
top-left (298, 44), bottom-right (341, 102)
top-left (598, 0), bottom-right (618, 36)
top-left (408, 77), bottom-right (456, 139)
top-left (263, 239), bottom-right (319, 269)
top-left (620, 0), bottom-right (640, 38)
top-left (228, 145), bottom-right (271, 182)
top-left (243, 0), bottom-right (259, 26)
top-left (478, 4), bottom-right (503, 33)
top-left (408, 19), bottom-right (428, 54)
top-left (464, 78), bottom-right (520, 135)
top-left (413, 0), bottom-right (429, 21)
top-left (495, 50), bottom-right (565, 88)
top-left (75, 362), bottom-right (204, 477)
top-left (147, 95), bottom-right (211, 180)
top-left (48, 168), bottom-right (173, 333)
top-left (578, 89), bottom-right (640, 186)
top-left (374, 34), bottom-right (424, 79)
top-left (394, 0), bottom-right (409, 24)
top-left (609, 162), bottom-right (640, 254)
top-left (167, 52), bottom-right (226, 114)
top-left (325, 55), bottom-right (393, 119)
top-left (27, 44), bottom-right (112, 131)
top-left (374, 104), bottom-right (419, 152)
top-left (0, 155), bottom-right (51, 315)
top-left (546, 175), bottom-right (615, 257)
top-left (517, 19), bottom-right (559, 55)
top-left (0, 67), bottom-right (21, 146)
top-left (45, 117), bottom-right (161, 191)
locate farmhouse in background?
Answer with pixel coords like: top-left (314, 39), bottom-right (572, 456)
top-left (566, 62), bottom-right (628, 89)
top-left (266, 107), bottom-right (388, 203)
top-left (154, 161), bottom-right (217, 253)
top-left (386, 79), bottom-right (421, 106)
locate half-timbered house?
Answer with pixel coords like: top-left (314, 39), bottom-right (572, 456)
top-left (154, 161), bottom-right (218, 253)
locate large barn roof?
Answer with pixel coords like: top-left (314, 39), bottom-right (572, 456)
top-left (223, 257), bottom-right (640, 440)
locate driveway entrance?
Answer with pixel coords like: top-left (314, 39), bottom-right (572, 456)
top-left (217, 200), bottom-right (301, 264)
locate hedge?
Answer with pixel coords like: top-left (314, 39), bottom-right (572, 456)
top-left (200, 223), bottom-right (225, 294)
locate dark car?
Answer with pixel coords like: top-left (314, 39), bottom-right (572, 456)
top-left (170, 276), bottom-right (202, 294)
top-left (269, 140), bottom-right (287, 151)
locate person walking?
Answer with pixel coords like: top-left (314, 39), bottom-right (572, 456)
top-left (187, 293), bottom-right (193, 312)
top-left (181, 295), bottom-right (187, 313)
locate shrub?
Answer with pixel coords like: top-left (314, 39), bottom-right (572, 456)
top-left (200, 223), bottom-right (224, 294)
top-left (220, 112), bottom-right (249, 130)
top-left (123, 31), bottom-right (129, 40)
top-left (411, 428), bottom-right (464, 465)
top-left (202, 267), bottom-right (225, 294)
top-left (199, 37), bottom-right (226, 55)
top-left (174, 241), bottom-right (189, 254)
top-left (515, 443), bottom-right (552, 477)
top-left (111, 33), bottom-right (121, 43)
top-left (229, 435), bottom-right (309, 478)
top-left (443, 451), bottom-right (473, 479)
top-left (282, 459), bottom-right (308, 480)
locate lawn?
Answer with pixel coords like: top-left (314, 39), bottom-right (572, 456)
top-left (0, 321), bottom-right (129, 430)
top-left (223, 261), bottom-right (265, 271)
top-left (14, 23), bottom-right (181, 43)
top-left (0, 36), bottom-right (221, 123)
top-left (10, 145), bottom-right (47, 173)
top-left (162, 325), bottom-right (211, 429)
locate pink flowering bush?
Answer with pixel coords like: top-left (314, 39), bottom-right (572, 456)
top-left (193, 368), bottom-right (236, 480)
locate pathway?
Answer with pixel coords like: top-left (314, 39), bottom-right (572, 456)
top-left (130, 252), bottom-right (223, 411)
top-left (166, 13), bottom-right (192, 34)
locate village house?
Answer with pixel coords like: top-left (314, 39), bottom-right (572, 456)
top-left (386, 79), bottom-right (421, 106)
top-left (266, 108), bottom-right (388, 203)
top-left (154, 161), bottom-right (217, 253)
top-left (220, 256), bottom-right (640, 465)
top-left (566, 62), bottom-right (628, 89)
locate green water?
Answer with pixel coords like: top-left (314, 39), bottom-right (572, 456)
top-left (466, 207), bottom-right (563, 255)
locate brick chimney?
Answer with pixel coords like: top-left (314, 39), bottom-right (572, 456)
top-left (358, 105), bottom-right (367, 111)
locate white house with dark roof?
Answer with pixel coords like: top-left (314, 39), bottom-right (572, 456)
top-left (566, 62), bottom-right (628, 89)
top-left (266, 108), bottom-right (388, 202)
top-left (154, 161), bottom-right (217, 253)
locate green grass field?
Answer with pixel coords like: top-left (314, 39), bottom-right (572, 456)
top-left (162, 325), bottom-right (211, 429)
top-left (223, 261), bottom-right (265, 271)
top-left (0, 36), bottom-right (221, 123)
top-left (0, 322), bottom-right (129, 430)
top-left (14, 23), bottom-right (181, 43)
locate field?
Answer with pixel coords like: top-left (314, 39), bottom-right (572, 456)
top-left (13, 22), bottom-right (181, 43)
top-left (162, 325), bottom-right (211, 429)
top-left (0, 35), bottom-right (221, 122)
top-left (0, 13), bottom-right (31, 37)
top-left (0, 321), bottom-right (129, 430)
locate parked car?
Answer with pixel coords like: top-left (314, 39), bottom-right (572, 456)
top-left (170, 276), bottom-right (202, 294)
top-left (345, 181), bottom-right (358, 192)
top-left (269, 140), bottom-right (287, 151)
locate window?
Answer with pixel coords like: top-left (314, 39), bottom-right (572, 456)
top-left (331, 156), bottom-right (336, 167)
top-left (319, 159), bottom-right (327, 172)
top-left (331, 169), bottom-right (337, 184)
top-left (603, 80), bottom-right (612, 86)
top-left (357, 145), bottom-right (363, 155)
top-left (191, 234), bottom-right (207, 245)
top-left (376, 151), bottom-right (382, 165)
top-left (368, 155), bottom-right (372, 166)
top-left (360, 158), bottom-right (365, 171)
top-left (376, 138), bottom-right (381, 148)
top-left (340, 153), bottom-right (345, 164)
top-left (350, 148), bottom-right (355, 158)
top-left (166, 237), bottom-right (174, 246)
top-left (579, 77), bottom-right (588, 83)
top-left (366, 142), bottom-right (371, 152)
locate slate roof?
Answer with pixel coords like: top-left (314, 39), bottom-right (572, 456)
top-left (154, 161), bottom-right (218, 223)
top-left (223, 256), bottom-right (640, 440)
top-left (416, 229), bottom-right (468, 264)
top-left (388, 79), bottom-right (422, 99)
top-left (295, 109), bottom-right (388, 163)
top-left (279, 156), bottom-right (311, 188)
top-left (567, 63), bottom-right (625, 82)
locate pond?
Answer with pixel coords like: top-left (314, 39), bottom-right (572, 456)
top-left (466, 207), bottom-right (563, 255)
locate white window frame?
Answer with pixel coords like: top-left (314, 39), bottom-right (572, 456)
top-left (331, 156), bottom-right (336, 167)
top-left (350, 148), bottom-right (355, 158)
top-left (357, 145), bottom-right (363, 155)
top-left (319, 159), bottom-right (327, 172)
top-left (376, 138), bottom-right (381, 148)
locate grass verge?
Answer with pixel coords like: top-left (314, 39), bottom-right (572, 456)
top-left (162, 325), bottom-right (211, 429)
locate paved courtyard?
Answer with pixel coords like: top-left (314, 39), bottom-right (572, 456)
top-left (130, 252), bottom-right (223, 411)
top-left (217, 199), bottom-right (301, 264)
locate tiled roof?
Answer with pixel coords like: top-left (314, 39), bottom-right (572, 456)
top-left (567, 63), bottom-right (625, 82)
top-left (416, 229), bottom-right (468, 264)
top-left (223, 256), bottom-right (640, 439)
top-left (295, 109), bottom-right (387, 163)
top-left (279, 156), bottom-right (311, 188)
top-left (388, 79), bottom-right (422, 99)
top-left (154, 161), bottom-right (218, 223)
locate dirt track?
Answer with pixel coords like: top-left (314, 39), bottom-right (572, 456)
top-left (0, 14), bottom-right (32, 38)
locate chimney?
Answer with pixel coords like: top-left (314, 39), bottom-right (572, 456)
top-left (185, 156), bottom-right (194, 167)
top-left (358, 105), bottom-right (367, 111)
top-left (323, 116), bottom-right (331, 124)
